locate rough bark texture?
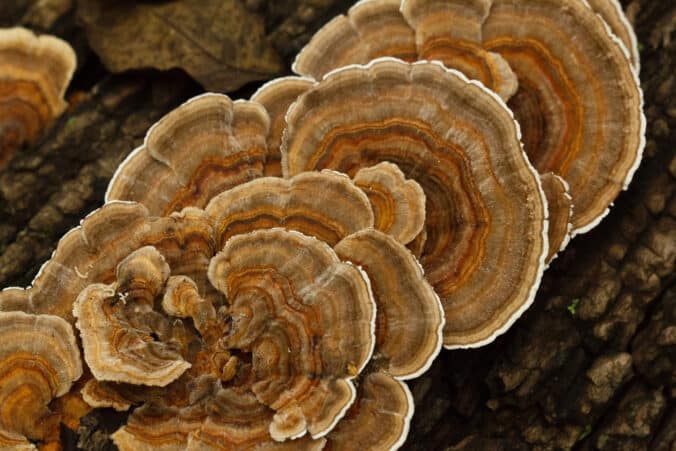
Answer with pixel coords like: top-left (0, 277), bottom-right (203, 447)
top-left (0, 1), bottom-right (673, 450)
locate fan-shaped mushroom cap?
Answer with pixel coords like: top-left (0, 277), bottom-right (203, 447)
top-left (73, 247), bottom-right (192, 387)
top-left (326, 371), bottom-right (413, 451)
top-left (207, 170), bottom-right (442, 377)
top-left (478, 0), bottom-right (644, 233)
top-left (0, 27), bottom-right (75, 166)
top-left (353, 162), bottom-right (426, 246)
top-left (208, 228), bottom-right (376, 440)
top-left (294, 0), bottom-right (516, 100)
top-left (540, 173), bottom-right (573, 264)
top-left (400, 0), bottom-right (518, 100)
top-left (293, 0), bottom-right (417, 80)
top-left (282, 58), bottom-right (547, 348)
top-left (251, 77), bottom-right (314, 176)
top-left (296, 0), bottom-right (644, 235)
top-left (0, 202), bottom-right (215, 322)
top-left (106, 93), bottom-right (270, 215)
top-left (81, 380), bottom-right (135, 412)
top-left (206, 171), bottom-right (374, 249)
top-left (0, 311), bottom-right (82, 444)
top-left (587, 0), bottom-right (640, 71)
top-left (335, 229), bottom-right (443, 378)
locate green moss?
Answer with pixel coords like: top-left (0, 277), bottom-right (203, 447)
top-left (578, 424), bottom-right (593, 441)
top-left (567, 298), bottom-right (580, 315)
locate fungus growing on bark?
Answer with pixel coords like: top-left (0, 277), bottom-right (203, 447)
top-left (294, 0), bottom-right (645, 235)
top-left (0, 27), bottom-right (75, 167)
top-left (334, 229), bottom-right (443, 378)
top-left (205, 170), bottom-right (374, 248)
top-left (282, 58), bottom-right (547, 348)
top-left (73, 246), bottom-right (192, 387)
top-left (105, 93), bottom-right (270, 215)
top-left (0, 311), bottom-right (82, 447)
top-left (399, 0), bottom-right (519, 100)
top-left (353, 162), bottom-right (426, 247)
top-left (587, 0), bottom-right (640, 71)
top-left (325, 371), bottom-right (414, 450)
top-left (0, 202), bottom-right (215, 322)
top-left (2, 164), bottom-right (442, 447)
top-left (80, 380), bottom-right (135, 412)
top-left (292, 0), bottom-right (417, 79)
top-left (540, 173), bottom-right (573, 264)
top-left (478, 0), bottom-right (644, 233)
top-left (207, 228), bottom-right (376, 441)
top-left (251, 76), bottom-right (313, 176)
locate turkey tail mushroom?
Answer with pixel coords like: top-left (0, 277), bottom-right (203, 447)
top-left (0, 27), bottom-right (75, 167)
top-left (281, 58), bottom-right (548, 348)
top-left (0, 311), bottom-right (82, 447)
top-left (294, 0), bottom-right (644, 236)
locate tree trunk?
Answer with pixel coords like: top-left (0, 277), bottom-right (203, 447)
top-left (0, 1), bottom-right (672, 450)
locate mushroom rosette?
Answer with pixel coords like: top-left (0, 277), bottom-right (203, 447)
top-left (105, 59), bottom-right (548, 349)
top-left (282, 58), bottom-right (548, 348)
top-left (0, 311), bottom-right (82, 448)
top-left (294, 0), bottom-right (645, 235)
top-left (1, 169), bottom-right (443, 448)
top-left (0, 27), bottom-right (75, 167)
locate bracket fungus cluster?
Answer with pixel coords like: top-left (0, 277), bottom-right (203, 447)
top-left (2, 167), bottom-right (444, 448)
top-left (0, 1), bottom-right (646, 449)
top-left (0, 27), bottom-right (76, 167)
top-left (0, 311), bottom-right (82, 448)
top-left (295, 0), bottom-right (645, 239)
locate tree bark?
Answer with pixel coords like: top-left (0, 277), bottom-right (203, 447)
top-left (0, 1), bottom-right (672, 450)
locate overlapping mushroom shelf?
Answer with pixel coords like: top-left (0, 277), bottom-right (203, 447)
top-left (294, 0), bottom-right (645, 241)
top-left (2, 169), bottom-right (443, 449)
top-left (107, 59), bottom-right (549, 349)
top-left (0, 57), bottom-right (551, 449)
top-left (0, 0), bottom-right (646, 447)
top-left (0, 27), bottom-right (76, 168)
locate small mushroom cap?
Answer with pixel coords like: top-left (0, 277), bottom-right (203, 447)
top-left (161, 275), bottom-right (217, 337)
top-left (81, 380), bottom-right (134, 412)
top-left (353, 162), bottom-right (426, 246)
top-left (0, 202), bottom-right (215, 323)
top-left (325, 371), bottom-right (413, 451)
top-left (282, 58), bottom-right (547, 348)
top-left (0, 27), bottom-right (76, 166)
top-left (335, 229), bottom-right (443, 379)
top-left (106, 93), bottom-right (270, 215)
top-left (587, 0), bottom-right (640, 71)
top-left (479, 0), bottom-right (644, 233)
top-left (251, 76), bottom-right (314, 176)
top-left (540, 173), bottom-right (573, 264)
top-left (205, 171), bottom-right (374, 249)
top-left (293, 0), bottom-right (417, 80)
top-left (401, 0), bottom-right (518, 100)
top-left (208, 228), bottom-right (376, 440)
top-left (0, 311), bottom-right (82, 442)
top-left (73, 247), bottom-right (192, 387)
